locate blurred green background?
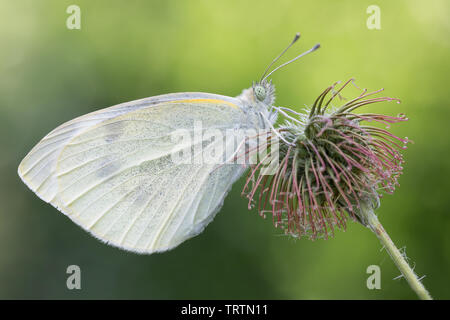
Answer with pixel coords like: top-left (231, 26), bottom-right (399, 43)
top-left (0, 0), bottom-right (449, 299)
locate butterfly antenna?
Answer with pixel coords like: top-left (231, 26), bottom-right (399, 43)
top-left (262, 43), bottom-right (320, 82)
top-left (259, 33), bottom-right (301, 82)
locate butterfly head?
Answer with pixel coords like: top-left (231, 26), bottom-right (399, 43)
top-left (252, 80), bottom-right (275, 106)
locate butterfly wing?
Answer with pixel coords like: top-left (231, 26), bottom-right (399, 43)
top-left (18, 93), bottom-right (251, 253)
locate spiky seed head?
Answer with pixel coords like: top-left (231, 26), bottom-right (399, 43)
top-left (242, 79), bottom-right (410, 239)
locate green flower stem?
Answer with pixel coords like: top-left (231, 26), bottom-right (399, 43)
top-left (364, 208), bottom-right (432, 300)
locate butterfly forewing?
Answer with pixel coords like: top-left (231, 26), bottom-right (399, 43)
top-left (19, 94), bottom-right (250, 253)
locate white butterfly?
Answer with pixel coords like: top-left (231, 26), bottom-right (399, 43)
top-left (18, 34), bottom-right (319, 254)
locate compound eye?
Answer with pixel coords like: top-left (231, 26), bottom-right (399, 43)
top-left (254, 85), bottom-right (266, 101)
